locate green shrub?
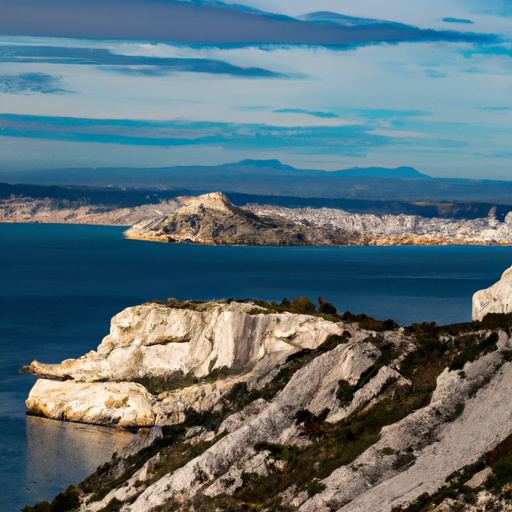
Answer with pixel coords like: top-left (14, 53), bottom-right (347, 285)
top-left (97, 498), bottom-right (123, 512)
top-left (449, 332), bottom-right (498, 371)
top-left (336, 380), bottom-right (356, 404)
top-left (21, 486), bottom-right (80, 512)
top-left (392, 452), bottom-right (416, 471)
top-left (21, 503), bottom-right (51, 512)
top-left (290, 297), bottom-right (316, 314)
top-left (318, 297), bottom-right (337, 315)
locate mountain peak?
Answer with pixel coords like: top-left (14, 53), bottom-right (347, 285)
top-left (232, 159), bottom-right (293, 170)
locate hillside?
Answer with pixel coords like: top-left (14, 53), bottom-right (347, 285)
top-left (4, 182), bottom-right (512, 224)
top-left (20, 267), bottom-right (512, 512)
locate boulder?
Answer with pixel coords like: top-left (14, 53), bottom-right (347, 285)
top-left (26, 380), bottom-right (154, 427)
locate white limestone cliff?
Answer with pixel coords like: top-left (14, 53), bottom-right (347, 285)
top-left (24, 300), bottom-right (346, 427)
top-left (24, 293), bottom-right (512, 512)
top-left (473, 264), bottom-right (512, 321)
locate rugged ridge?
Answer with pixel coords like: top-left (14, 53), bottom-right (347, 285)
top-left (0, 195), bottom-right (179, 226)
top-left (246, 203), bottom-right (512, 246)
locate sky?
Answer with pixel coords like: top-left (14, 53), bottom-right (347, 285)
top-left (0, 0), bottom-right (512, 179)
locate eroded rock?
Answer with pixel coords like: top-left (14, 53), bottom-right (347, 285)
top-left (26, 380), bottom-right (154, 427)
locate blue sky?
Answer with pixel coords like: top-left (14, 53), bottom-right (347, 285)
top-left (0, 0), bottom-right (512, 179)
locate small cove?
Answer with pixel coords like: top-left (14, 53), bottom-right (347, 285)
top-left (1, 223), bottom-right (512, 510)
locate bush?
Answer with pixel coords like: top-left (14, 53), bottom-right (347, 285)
top-left (97, 498), bottom-right (123, 512)
top-left (22, 486), bottom-right (80, 512)
top-left (21, 503), bottom-right (51, 512)
top-left (337, 380), bottom-right (356, 404)
top-left (318, 297), bottom-right (337, 315)
top-left (290, 297), bottom-right (316, 314)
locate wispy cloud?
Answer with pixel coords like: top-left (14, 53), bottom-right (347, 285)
top-left (0, 114), bottom-right (393, 157)
top-left (425, 69), bottom-right (446, 78)
top-left (0, 0), bottom-right (497, 48)
top-left (475, 105), bottom-right (512, 112)
top-left (442, 17), bottom-right (474, 24)
top-left (273, 108), bottom-right (337, 118)
top-left (0, 46), bottom-right (286, 78)
top-left (0, 72), bottom-right (67, 94)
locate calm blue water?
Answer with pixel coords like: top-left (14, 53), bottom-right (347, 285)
top-left (2, 223), bottom-right (512, 511)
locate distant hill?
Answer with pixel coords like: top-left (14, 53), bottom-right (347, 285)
top-left (332, 166), bottom-right (430, 179)
top-left (222, 160), bottom-right (431, 179)
top-left (2, 159), bottom-right (512, 204)
top-left (2, 182), bottom-right (511, 220)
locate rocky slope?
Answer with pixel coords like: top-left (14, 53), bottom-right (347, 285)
top-left (124, 192), bottom-right (357, 245)
top-left (22, 283), bottom-right (512, 512)
top-left (0, 196), bottom-right (179, 225)
top-left (246, 203), bottom-right (512, 245)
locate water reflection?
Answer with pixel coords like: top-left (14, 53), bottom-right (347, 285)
top-left (25, 416), bottom-right (133, 505)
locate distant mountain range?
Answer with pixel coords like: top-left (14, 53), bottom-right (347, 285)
top-left (228, 160), bottom-right (431, 179)
top-left (1, 159), bottom-right (512, 205)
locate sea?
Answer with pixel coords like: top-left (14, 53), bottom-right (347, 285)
top-left (2, 223), bottom-right (512, 511)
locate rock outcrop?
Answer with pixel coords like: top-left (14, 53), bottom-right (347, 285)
top-left (23, 296), bottom-right (512, 512)
top-left (124, 192), bottom-right (358, 245)
top-left (26, 380), bottom-right (155, 427)
top-left (23, 299), bottom-right (346, 427)
top-left (473, 264), bottom-right (512, 320)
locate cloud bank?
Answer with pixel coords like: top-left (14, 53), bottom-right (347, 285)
top-left (0, 0), bottom-right (495, 47)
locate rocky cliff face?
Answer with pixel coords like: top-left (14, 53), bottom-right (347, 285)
top-left (473, 264), bottom-right (512, 320)
top-left (24, 299), bottom-right (345, 427)
top-left (23, 293), bottom-right (512, 512)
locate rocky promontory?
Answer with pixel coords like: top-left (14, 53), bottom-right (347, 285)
top-left (23, 298), bottom-right (347, 427)
top-left (22, 282), bottom-right (512, 512)
top-left (124, 192), bottom-right (358, 245)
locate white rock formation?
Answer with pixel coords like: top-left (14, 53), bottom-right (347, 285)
top-left (24, 300), bottom-right (345, 427)
top-left (25, 301), bottom-right (344, 383)
top-left (473, 264), bottom-right (512, 320)
top-left (0, 196), bottom-right (179, 225)
top-left (26, 380), bottom-right (154, 427)
top-left (246, 204), bottom-right (512, 245)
